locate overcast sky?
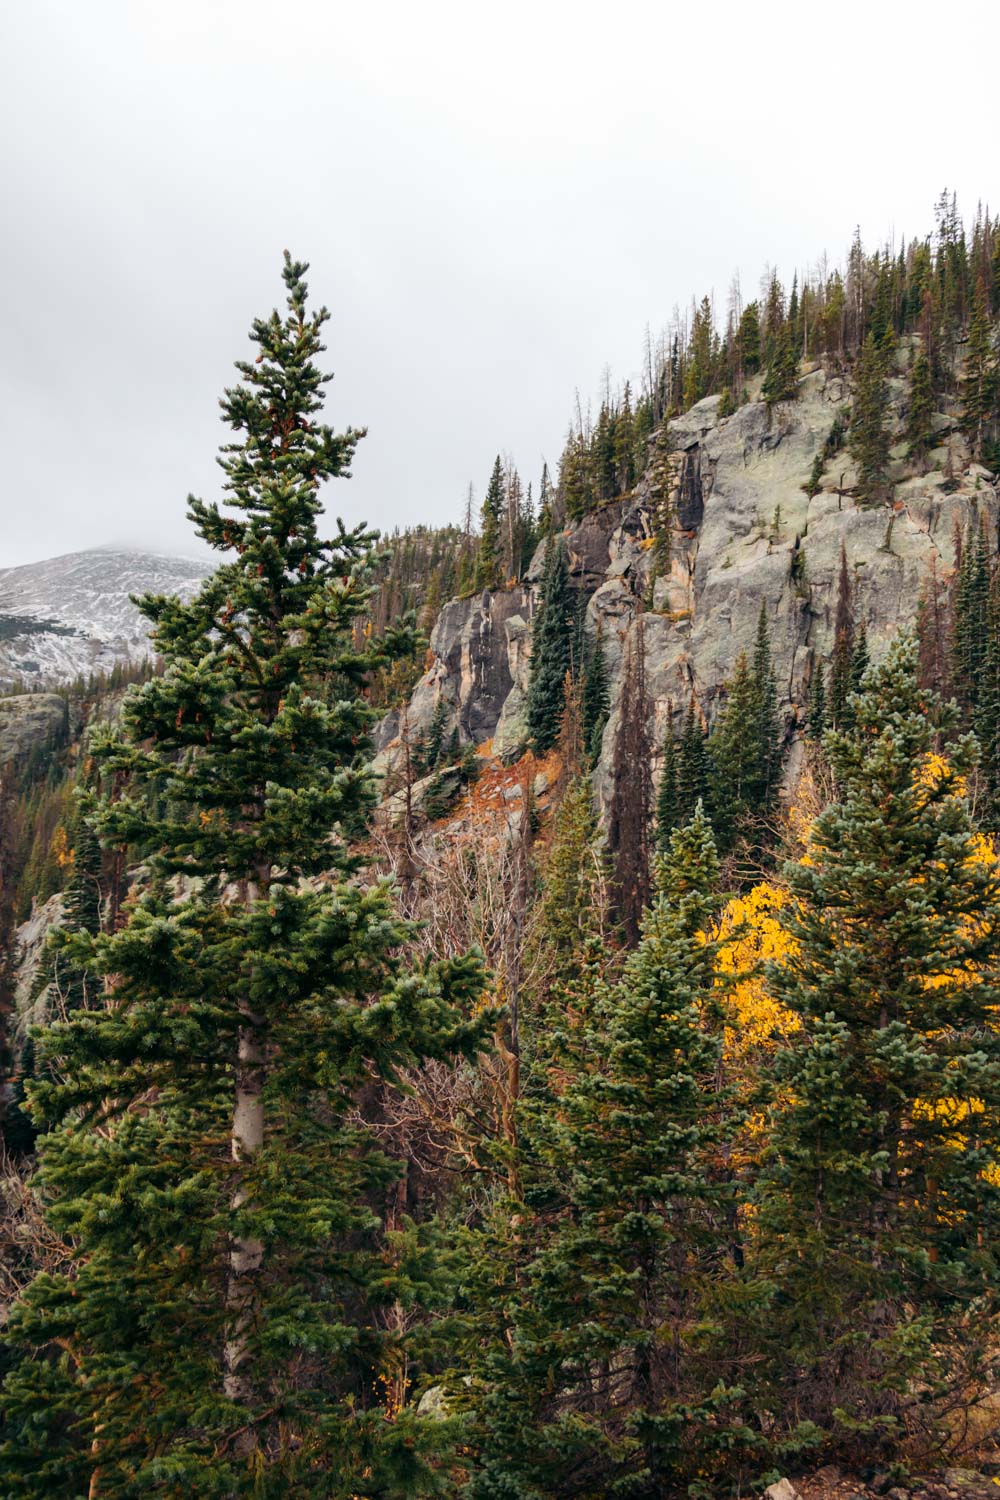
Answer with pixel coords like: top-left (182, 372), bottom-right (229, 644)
top-left (2, 0), bottom-right (998, 566)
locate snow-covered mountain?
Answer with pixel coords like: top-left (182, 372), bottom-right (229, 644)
top-left (0, 548), bottom-right (213, 687)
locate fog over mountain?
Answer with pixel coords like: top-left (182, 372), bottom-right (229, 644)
top-left (2, 1), bottom-right (998, 566)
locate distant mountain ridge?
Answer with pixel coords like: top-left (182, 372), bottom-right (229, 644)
top-left (0, 547), bottom-right (213, 687)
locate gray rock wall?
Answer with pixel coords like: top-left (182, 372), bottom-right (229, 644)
top-left (381, 360), bottom-right (998, 805)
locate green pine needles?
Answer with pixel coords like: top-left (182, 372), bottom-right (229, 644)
top-left (466, 807), bottom-right (746, 1498)
top-left (753, 637), bottom-right (1000, 1463)
top-left (525, 539), bottom-right (574, 755)
top-left (0, 255), bottom-right (487, 1498)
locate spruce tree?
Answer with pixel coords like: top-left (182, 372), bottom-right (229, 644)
top-left (708, 652), bottom-right (760, 849)
top-left (738, 299), bottom-right (762, 375)
top-left (807, 660), bottom-right (826, 739)
top-left (655, 706), bottom-right (679, 848)
top-left (528, 775), bottom-right (604, 995)
top-left (475, 455), bottom-right (505, 591)
top-left (708, 607), bottom-right (782, 851)
top-left (751, 600), bottom-right (782, 808)
top-left (961, 278), bottom-right (995, 457)
top-left (676, 699), bottom-right (711, 827)
top-left (607, 628), bottom-right (652, 944)
top-left (907, 347), bottom-right (935, 454)
top-left (580, 622), bottom-right (610, 765)
top-left (467, 808), bottom-right (746, 1498)
top-left (0, 256), bottom-right (487, 1498)
top-left (952, 517), bottom-right (991, 713)
top-left (849, 332), bottom-right (892, 504)
top-left (976, 567), bottom-right (1000, 822)
top-left (526, 540), bottom-right (574, 755)
top-left (753, 638), bottom-right (1000, 1461)
top-left (828, 543), bottom-right (855, 727)
top-left (849, 617), bottom-right (869, 695)
top-left (761, 320), bottom-right (800, 407)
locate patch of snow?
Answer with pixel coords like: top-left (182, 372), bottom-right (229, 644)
top-left (0, 548), bottom-right (213, 686)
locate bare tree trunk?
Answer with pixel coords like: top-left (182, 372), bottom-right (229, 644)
top-left (223, 867), bottom-right (269, 1437)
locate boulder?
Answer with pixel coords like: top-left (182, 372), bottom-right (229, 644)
top-left (763, 1481), bottom-right (802, 1500)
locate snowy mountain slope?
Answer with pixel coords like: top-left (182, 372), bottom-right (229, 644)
top-left (0, 548), bottom-right (213, 686)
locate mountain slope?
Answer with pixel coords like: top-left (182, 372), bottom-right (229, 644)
top-left (0, 547), bottom-right (212, 686)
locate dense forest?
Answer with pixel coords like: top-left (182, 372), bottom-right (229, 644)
top-left (4, 195), bottom-right (1000, 1498)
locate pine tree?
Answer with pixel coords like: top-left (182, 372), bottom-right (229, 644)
top-left (961, 278), bottom-right (995, 457)
top-left (738, 299), bottom-right (762, 376)
top-left (807, 660), bottom-right (826, 739)
top-left (580, 622), bottom-right (610, 765)
top-left (526, 540), bottom-right (575, 755)
top-left (975, 567), bottom-right (1000, 822)
top-left (468, 808), bottom-right (746, 1498)
top-left (708, 606), bottom-right (782, 851)
top-left (607, 626), bottom-right (652, 943)
top-left (751, 600), bottom-right (782, 809)
top-left (753, 637), bottom-right (1000, 1461)
top-left (828, 543), bottom-right (855, 727)
top-left (676, 698), bottom-right (711, 826)
top-left (656, 706), bottom-right (679, 847)
top-left (528, 775), bottom-right (604, 995)
top-left (708, 652), bottom-right (761, 849)
top-left (0, 256), bottom-right (487, 1498)
top-left (537, 461), bottom-right (555, 538)
top-left (849, 332), bottom-right (892, 504)
top-left (952, 517), bottom-right (991, 712)
top-left (761, 320), bottom-right (799, 407)
top-left (908, 347), bottom-right (935, 454)
top-left (849, 618), bottom-right (869, 696)
top-left (475, 455), bottom-right (506, 591)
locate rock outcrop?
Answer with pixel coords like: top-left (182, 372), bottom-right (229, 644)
top-left (374, 586), bottom-right (533, 778)
top-left (379, 359), bottom-right (997, 812)
top-left (0, 694), bottom-right (68, 766)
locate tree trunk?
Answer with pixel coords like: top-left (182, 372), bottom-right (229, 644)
top-left (223, 867), bottom-right (269, 1437)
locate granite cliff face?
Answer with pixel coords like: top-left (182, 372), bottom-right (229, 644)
top-left (379, 354), bottom-right (997, 809)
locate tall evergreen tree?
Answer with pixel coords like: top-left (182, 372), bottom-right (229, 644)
top-left (807, 660), bottom-right (826, 740)
top-left (708, 653), bottom-right (761, 848)
top-left (526, 540), bottom-right (574, 755)
top-left (738, 300), bottom-right (762, 377)
top-left (828, 543), bottom-right (855, 727)
top-left (952, 516), bottom-right (991, 712)
top-left (907, 347), bottom-right (935, 454)
top-left (468, 808), bottom-right (746, 1498)
top-left (753, 637), bottom-right (1000, 1462)
top-left (849, 618), bottom-right (869, 696)
top-left (849, 332), bottom-right (893, 504)
top-left (655, 706), bottom-right (679, 848)
top-left (0, 256), bottom-right (487, 1498)
top-left (761, 320), bottom-right (800, 407)
top-left (676, 698), bottom-right (711, 827)
top-left (751, 600), bottom-right (782, 808)
top-left (608, 626), bottom-right (652, 943)
top-left (580, 622), bottom-right (610, 765)
top-left (475, 455), bottom-right (506, 591)
top-left (961, 278), bottom-right (996, 457)
top-left (708, 606), bottom-right (782, 850)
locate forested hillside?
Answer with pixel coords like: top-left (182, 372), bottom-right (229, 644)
top-left (4, 198), bottom-right (1000, 1498)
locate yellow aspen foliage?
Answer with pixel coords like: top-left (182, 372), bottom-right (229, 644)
top-left (714, 881), bottom-right (799, 1060)
top-left (51, 824), bottom-right (75, 871)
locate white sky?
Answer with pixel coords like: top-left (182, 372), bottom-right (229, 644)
top-left (2, 0), bottom-right (998, 565)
